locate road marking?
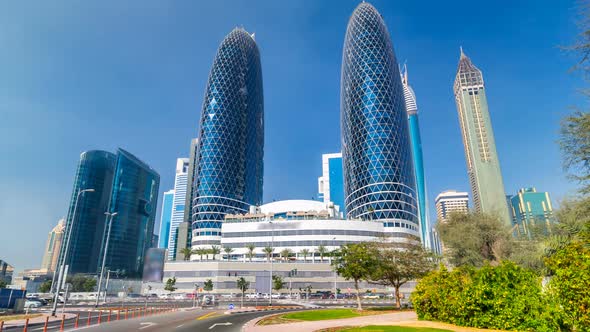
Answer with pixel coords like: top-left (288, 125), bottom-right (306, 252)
top-left (208, 322), bottom-right (232, 329)
top-left (176, 324), bottom-right (184, 328)
top-left (196, 311), bottom-right (219, 320)
top-left (139, 322), bottom-right (157, 329)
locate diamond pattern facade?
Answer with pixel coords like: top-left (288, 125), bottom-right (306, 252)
top-left (192, 28), bottom-right (264, 247)
top-left (341, 3), bottom-right (419, 238)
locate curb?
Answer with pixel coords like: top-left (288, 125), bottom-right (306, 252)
top-left (226, 306), bottom-right (310, 314)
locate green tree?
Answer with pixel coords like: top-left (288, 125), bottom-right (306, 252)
top-left (203, 279), bottom-right (213, 293)
top-left (316, 245), bottom-right (328, 262)
top-left (300, 249), bottom-right (310, 262)
top-left (164, 277), bottom-right (177, 293)
top-left (236, 277), bottom-right (249, 308)
top-left (371, 242), bottom-right (436, 308)
top-left (246, 244), bottom-right (256, 262)
top-left (331, 242), bottom-right (379, 310)
top-left (0, 280), bottom-right (6, 289)
top-left (272, 275), bottom-right (285, 293)
top-left (560, 111), bottom-right (590, 194)
top-left (39, 280), bottom-right (52, 293)
top-left (180, 247), bottom-right (193, 261)
top-left (437, 212), bottom-right (513, 267)
top-left (210, 246), bottom-right (220, 260)
top-left (280, 248), bottom-right (292, 261)
top-left (67, 274), bottom-right (96, 292)
top-left (263, 246), bottom-right (274, 262)
top-left (545, 242), bottom-right (590, 330)
top-left (223, 247), bottom-right (234, 261)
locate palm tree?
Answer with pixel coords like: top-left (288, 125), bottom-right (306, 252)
top-left (223, 247), bottom-right (234, 261)
top-left (317, 245), bottom-right (328, 262)
top-left (236, 277), bottom-right (249, 308)
top-left (300, 249), bottom-right (310, 262)
top-left (180, 247), bottom-right (193, 261)
top-left (246, 244), bottom-right (256, 262)
top-left (281, 248), bottom-right (292, 262)
top-left (193, 248), bottom-right (206, 261)
top-left (210, 245), bottom-right (221, 260)
top-left (263, 246), bottom-right (274, 262)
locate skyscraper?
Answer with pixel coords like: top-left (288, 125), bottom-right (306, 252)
top-left (59, 150), bottom-right (116, 275)
top-left (453, 49), bottom-right (511, 226)
top-left (318, 153), bottom-right (346, 216)
top-left (167, 158), bottom-right (189, 260)
top-left (402, 66), bottom-right (431, 249)
top-left (41, 219), bottom-right (65, 272)
top-left (59, 149), bottom-right (159, 277)
top-left (99, 149), bottom-right (160, 278)
top-left (158, 190), bottom-right (174, 249)
top-left (341, 3), bottom-right (420, 241)
top-left (509, 187), bottom-right (555, 237)
top-left (192, 28), bottom-right (264, 248)
top-left (435, 190), bottom-right (469, 222)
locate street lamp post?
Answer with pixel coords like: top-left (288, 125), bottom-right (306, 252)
top-left (332, 237), bottom-right (337, 300)
top-left (269, 220), bottom-right (274, 306)
top-left (51, 188), bottom-right (94, 316)
top-left (193, 283), bottom-right (199, 308)
top-left (96, 212), bottom-right (118, 307)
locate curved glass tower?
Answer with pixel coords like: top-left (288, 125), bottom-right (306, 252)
top-left (192, 28), bottom-right (264, 248)
top-left (402, 67), bottom-right (431, 249)
top-left (341, 3), bottom-right (419, 240)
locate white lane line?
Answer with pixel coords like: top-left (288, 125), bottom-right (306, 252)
top-left (176, 324), bottom-right (185, 328)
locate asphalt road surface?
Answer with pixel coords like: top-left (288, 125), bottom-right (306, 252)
top-left (77, 308), bottom-right (292, 332)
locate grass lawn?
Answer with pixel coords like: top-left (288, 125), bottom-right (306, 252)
top-left (339, 326), bottom-right (451, 332)
top-left (0, 313), bottom-right (43, 321)
top-left (282, 309), bottom-right (363, 321)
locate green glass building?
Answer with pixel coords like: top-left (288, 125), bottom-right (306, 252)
top-left (453, 49), bottom-right (511, 226)
top-left (509, 188), bottom-right (554, 237)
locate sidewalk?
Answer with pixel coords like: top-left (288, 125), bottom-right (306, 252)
top-left (1, 313), bottom-right (77, 329)
top-left (244, 311), bottom-right (417, 332)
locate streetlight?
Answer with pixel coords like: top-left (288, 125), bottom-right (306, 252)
top-left (193, 283), bottom-right (199, 308)
top-left (96, 211), bottom-right (118, 307)
top-left (269, 220), bottom-right (274, 306)
top-left (51, 188), bottom-right (94, 316)
top-left (333, 237), bottom-right (337, 300)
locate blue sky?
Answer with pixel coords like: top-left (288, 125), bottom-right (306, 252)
top-left (0, 0), bottom-right (584, 271)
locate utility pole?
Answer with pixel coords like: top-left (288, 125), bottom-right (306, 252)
top-left (96, 212), bottom-right (118, 307)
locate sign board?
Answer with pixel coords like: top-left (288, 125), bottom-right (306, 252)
top-left (142, 248), bottom-right (166, 282)
top-left (228, 303), bottom-right (235, 310)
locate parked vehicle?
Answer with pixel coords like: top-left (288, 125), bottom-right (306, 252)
top-left (245, 293), bottom-right (262, 299)
top-left (25, 299), bottom-right (43, 308)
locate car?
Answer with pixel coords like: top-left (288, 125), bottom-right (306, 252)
top-left (245, 293), bottom-right (261, 299)
top-left (362, 294), bottom-right (380, 299)
top-left (220, 294), bottom-right (234, 299)
top-left (25, 300), bottom-right (43, 308)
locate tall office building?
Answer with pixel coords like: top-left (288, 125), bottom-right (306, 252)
top-left (192, 28), bottom-right (264, 248)
top-left (167, 158), bottom-right (189, 260)
top-left (435, 190), bottom-right (469, 222)
top-left (318, 153), bottom-right (345, 216)
top-left (59, 150), bottom-right (116, 275)
top-left (509, 188), bottom-right (555, 237)
top-left (41, 219), bottom-right (65, 272)
top-left (453, 49), bottom-right (511, 226)
top-left (341, 3), bottom-right (419, 241)
top-left (183, 138), bottom-right (199, 225)
top-left (402, 66), bottom-right (431, 249)
top-left (59, 149), bottom-right (159, 277)
top-left (99, 149), bottom-right (160, 278)
top-left (158, 190), bottom-right (174, 249)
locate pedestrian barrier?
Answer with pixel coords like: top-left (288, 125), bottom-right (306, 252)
top-left (86, 312), bottom-right (91, 326)
top-left (59, 315), bottom-right (65, 331)
top-left (74, 313), bottom-right (79, 328)
top-left (23, 317), bottom-right (29, 332)
top-left (43, 316), bottom-right (49, 332)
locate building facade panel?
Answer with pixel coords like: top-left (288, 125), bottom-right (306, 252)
top-left (158, 190), bottom-right (174, 249)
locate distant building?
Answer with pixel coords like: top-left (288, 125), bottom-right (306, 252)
top-left (158, 190), bottom-right (174, 250)
top-left (0, 260), bottom-right (14, 284)
top-left (435, 190), bottom-right (469, 222)
top-left (453, 49), bottom-right (511, 226)
top-left (58, 149), bottom-right (160, 278)
top-left (167, 158), bottom-right (189, 260)
top-left (509, 188), bottom-right (555, 237)
top-left (318, 153), bottom-right (345, 216)
top-left (10, 269), bottom-right (52, 293)
top-left (41, 218), bottom-right (65, 272)
top-left (183, 138), bottom-right (199, 225)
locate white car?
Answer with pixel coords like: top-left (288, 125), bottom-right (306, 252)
top-left (245, 293), bottom-right (261, 299)
top-left (25, 300), bottom-right (42, 308)
top-left (220, 294), bottom-right (234, 299)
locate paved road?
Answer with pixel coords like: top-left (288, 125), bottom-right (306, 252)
top-left (76, 309), bottom-right (292, 332)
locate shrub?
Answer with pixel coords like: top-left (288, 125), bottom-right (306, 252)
top-left (412, 261), bottom-right (562, 331)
